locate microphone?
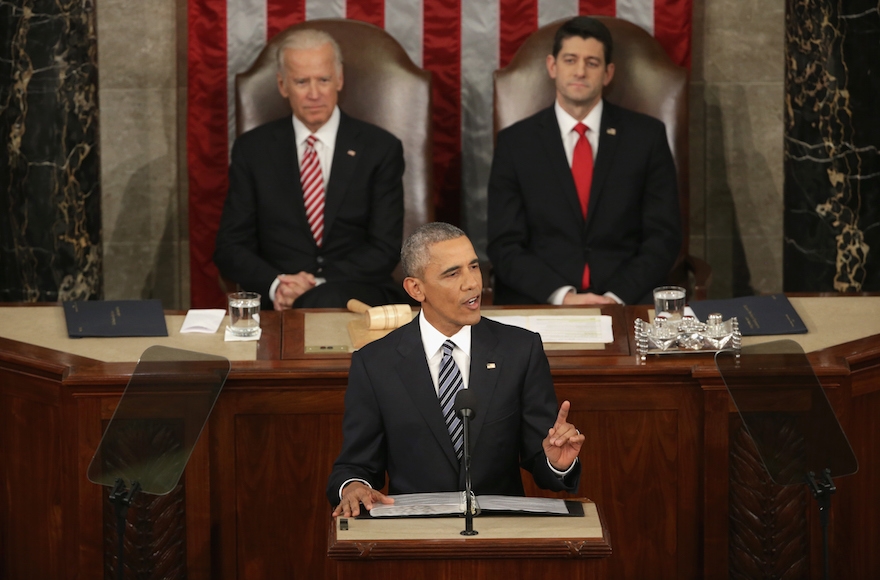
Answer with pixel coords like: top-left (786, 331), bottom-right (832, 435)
top-left (454, 389), bottom-right (478, 420)
top-left (453, 389), bottom-right (479, 536)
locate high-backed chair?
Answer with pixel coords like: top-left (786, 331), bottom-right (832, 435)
top-left (234, 18), bottom-right (433, 284)
top-left (493, 17), bottom-right (710, 300)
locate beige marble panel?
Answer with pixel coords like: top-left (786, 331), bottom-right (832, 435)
top-left (689, 0), bottom-right (786, 296)
top-left (703, 82), bottom-right (784, 295)
top-left (688, 80), bottom-right (707, 258)
top-left (100, 88), bottom-right (178, 242)
top-left (104, 240), bottom-right (183, 305)
top-left (96, 0), bottom-right (177, 89)
top-left (690, 0), bottom-right (707, 82)
top-left (703, 0), bottom-right (785, 83)
top-left (97, 0), bottom-right (184, 306)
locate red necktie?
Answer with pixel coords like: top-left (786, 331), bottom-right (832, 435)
top-left (572, 123), bottom-right (593, 290)
top-left (300, 135), bottom-right (325, 246)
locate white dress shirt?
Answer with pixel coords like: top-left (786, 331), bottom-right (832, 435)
top-left (556, 99), bottom-right (602, 166)
top-left (418, 310), bottom-right (471, 394)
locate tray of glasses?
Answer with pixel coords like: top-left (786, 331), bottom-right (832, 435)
top-left (634, 313), bottom-right (741, 360)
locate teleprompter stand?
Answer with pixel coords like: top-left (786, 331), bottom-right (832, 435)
top-left (87, 346), bottom-right (230, 580)
top-left (715, 340), bottom-right (858, 580)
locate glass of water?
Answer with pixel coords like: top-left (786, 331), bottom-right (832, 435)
top-left (653, 286), bottom-right (686, 321)
top-left (227, 291), bottom-right (261, 337)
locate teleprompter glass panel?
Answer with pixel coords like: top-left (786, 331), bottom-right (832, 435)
top-left (715, 340), bottom-right (857, 486)
top-left (87, 346), bottom-right (230, 495)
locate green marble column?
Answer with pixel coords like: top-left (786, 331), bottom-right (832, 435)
top-left (0, 0), bottom-right (102, 301)
top-left (784, 0), bottom-right (880, 292)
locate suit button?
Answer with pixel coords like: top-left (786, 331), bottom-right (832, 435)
top-left (316, 256), bottom-right (325, 265)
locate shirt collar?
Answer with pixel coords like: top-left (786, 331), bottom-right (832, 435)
top-left (418, 310), bottom-right (472, 358)
top-left (554, 99), bottom-right (604, 136)
top-left (292, 105), bottom-right (341, 147)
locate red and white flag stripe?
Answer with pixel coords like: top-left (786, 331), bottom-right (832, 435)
top-left (187, 0), bottom-right (692, 307)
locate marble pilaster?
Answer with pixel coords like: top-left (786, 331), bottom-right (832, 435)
top-left (692, 0), bottom-right (786, 298)
top-left (783, 0), bottom-right (880, 292)
top-left (0, 0), bottom-right (102, 301)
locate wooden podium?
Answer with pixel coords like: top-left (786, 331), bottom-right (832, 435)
top-left (328, 500), bottom-right (611, 580)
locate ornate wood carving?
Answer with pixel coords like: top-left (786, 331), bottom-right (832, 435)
top-left (729, 415), bottom-right (808, 580)
top-left (100, 420), bottom-right (188, 579)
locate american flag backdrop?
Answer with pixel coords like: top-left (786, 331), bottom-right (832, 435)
top-left (187, 0), bottom-right (692, 307)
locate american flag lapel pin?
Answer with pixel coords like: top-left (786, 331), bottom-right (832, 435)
top-left (486, 362), bottom-right (496, 369)
top-left (347, 150), bottom-right (356, 156)
top-left (606, 128), bottom-right (617, 135)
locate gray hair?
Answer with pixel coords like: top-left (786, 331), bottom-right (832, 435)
top-left (401, 222), bottom-right (467, 278)
top-left (276, 29), bottom-right (343, 75)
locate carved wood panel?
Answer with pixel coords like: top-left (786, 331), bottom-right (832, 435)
top-left (99, 419), bottom-right (188, 579)
top-left (728, 415), bottom-right (808, 580)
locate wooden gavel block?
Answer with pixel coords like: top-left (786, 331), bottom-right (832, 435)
top-left (347, 299), bottom-right (413, 330)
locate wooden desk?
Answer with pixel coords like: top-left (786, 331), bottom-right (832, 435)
top-left (328, 500), bottom-right (611, 580)
top-left (1, 298), bottom-right (879, 579)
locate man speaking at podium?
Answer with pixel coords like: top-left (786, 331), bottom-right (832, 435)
top-left (328, 223), bottom-right (584, 517)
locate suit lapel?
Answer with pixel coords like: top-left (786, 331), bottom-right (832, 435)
top-left (273, 120), bottom-right (312, 237)
top-left (585, 103), bottom-right (620, 233)
top-left (324, 112), bottom-right (361, 243)
top-left (393, 319), bottom-right (461, 471)
top-left (465, 319), bottom-right (501, 454)
top-left (537, 108), bottom-right (584, 224)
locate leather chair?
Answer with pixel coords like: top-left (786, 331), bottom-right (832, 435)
top-left (492, 16), bottom-right (710, 300)
top-left (234, 18), bottom-right (433, 284)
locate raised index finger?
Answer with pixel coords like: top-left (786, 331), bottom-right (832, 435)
top-left (556, 400), bottom-right (571, 426)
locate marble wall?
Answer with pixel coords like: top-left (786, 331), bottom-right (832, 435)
top-left (783, 0), bottom-right (880, 292)
top-left (96, 0), bottom-right (189, 307)
top-left (690, 0), bottom-right (787, 298)
top-left (11, 0), bottom-right (853, 306)
top-left (0, 0), bottom-right (102, 302)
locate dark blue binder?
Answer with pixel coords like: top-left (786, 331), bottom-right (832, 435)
top-left (689, 294), bottom-right (807, 336)
top-left (63, 300), bottom-right (169, 338)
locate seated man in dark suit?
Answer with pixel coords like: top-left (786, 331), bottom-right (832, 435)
top-left (328, 222), bottom-right (584, 517)
top-left (487, 16), bottom-right (681, 306)
top-left (214, 29), bottom-right (406, 309)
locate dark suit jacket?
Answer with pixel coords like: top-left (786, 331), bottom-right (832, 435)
top-left (326, 316), bottom-right (581, 505)
top-left (487, 103), bottom-right (681, 305)
top-left (214, 112), bottom-right (404, 309)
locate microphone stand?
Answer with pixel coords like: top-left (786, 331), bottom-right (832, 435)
top-left (460, 411), bottom-right (478, 536)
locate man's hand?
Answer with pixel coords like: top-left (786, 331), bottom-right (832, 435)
top-left (543, 400), bottom-right (584, 471)
top-left (562, 291), bottom-right (617, 305)
top-left (332, 482), bottom-right (394, 518)
top-left (273, 272), bottom-right (317, 310)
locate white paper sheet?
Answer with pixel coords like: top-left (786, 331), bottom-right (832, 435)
top-left (485, 314), bottom-right (614, 343)
top-left (180, 309), bottom-right (226, 334)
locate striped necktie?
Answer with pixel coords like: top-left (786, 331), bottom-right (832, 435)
top-left (438, 340), bottom-right (465, 461)
top-left (300, 134), bottom-right (325, 246)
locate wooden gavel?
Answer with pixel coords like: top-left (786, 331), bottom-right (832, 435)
top-left (347, 299), bottom-right (413, 330)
